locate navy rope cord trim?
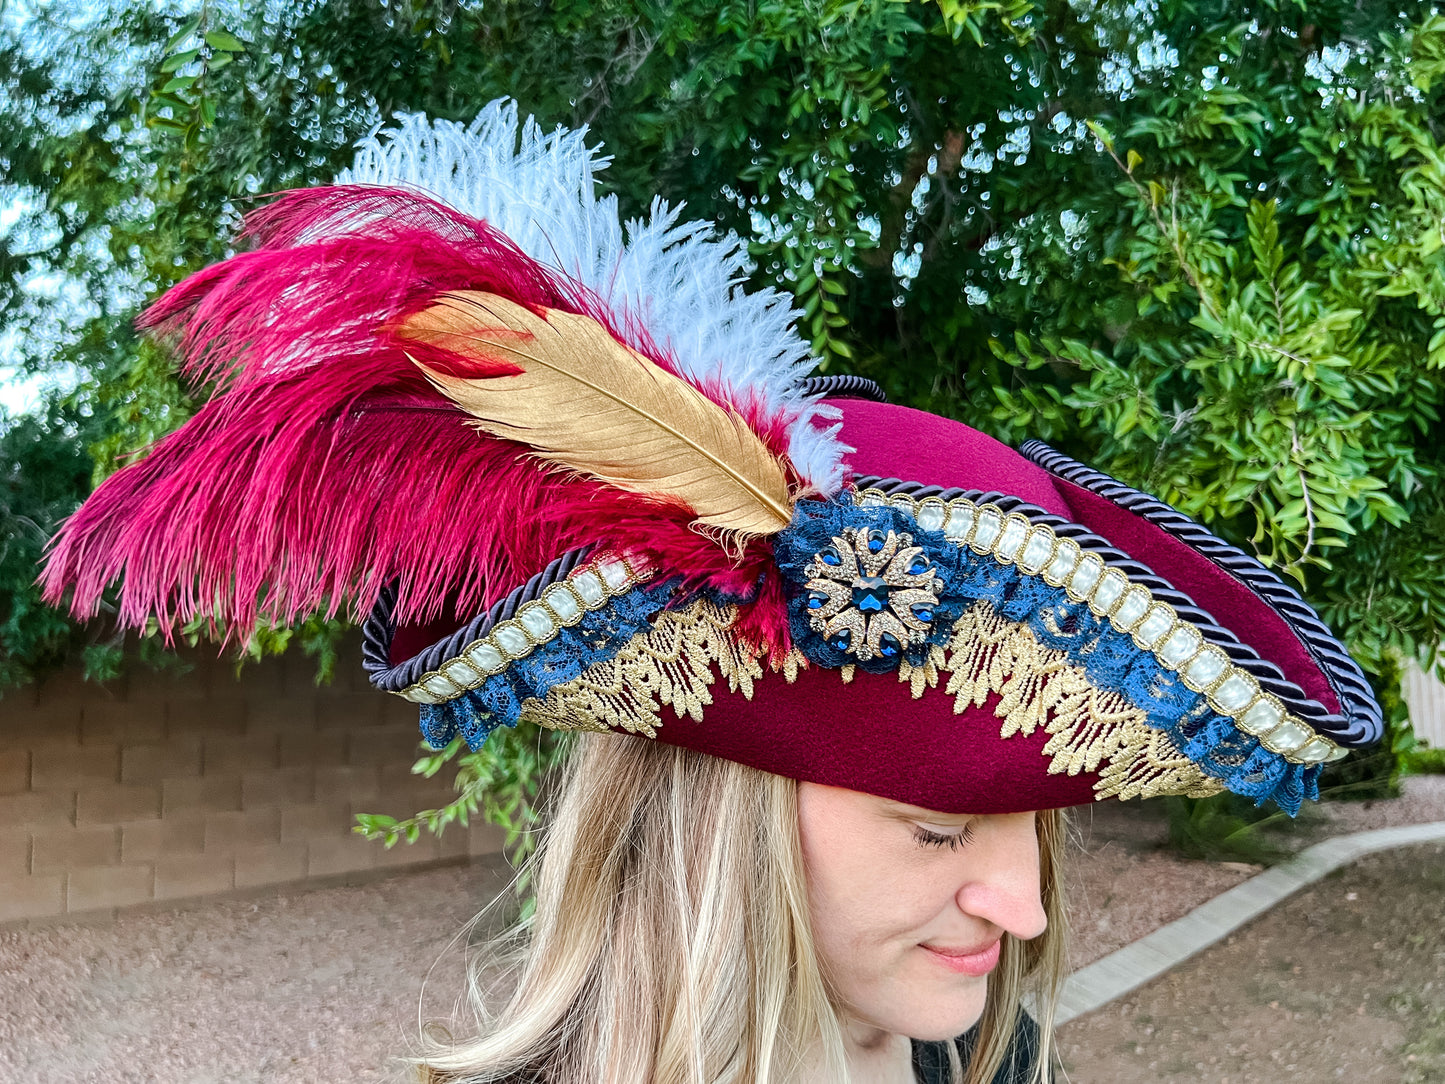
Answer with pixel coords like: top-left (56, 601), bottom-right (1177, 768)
top-left (801, 374), bottom-right (888, 401)
top-left (853, 475), bottom-right (1354, 742)
top-left (362, 545), bottom-right (597, 693)
top-left (1013, 442), bottom-right (1382, 748)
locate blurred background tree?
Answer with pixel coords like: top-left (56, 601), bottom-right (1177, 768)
top-left (5, 0), bottom-right (1445, 847)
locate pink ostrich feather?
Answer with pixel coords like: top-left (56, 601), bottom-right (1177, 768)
top-left (41, 186), bottom-right (797, 651)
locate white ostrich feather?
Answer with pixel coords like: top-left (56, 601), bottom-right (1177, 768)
top-left (336, 99), bottom-right (848, 496)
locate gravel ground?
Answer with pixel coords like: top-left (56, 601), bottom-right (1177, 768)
top-left (1057, 840), bottom-right (1445, 1083)
top-left (1066, 775), bottom-right (1445, 967)
top-left (1067, 802), bottom-right (1255, 968)
top-left (3, 776), bottom-right (1443, 1083)
top-left (0, 858), bottom-right (517, 1084)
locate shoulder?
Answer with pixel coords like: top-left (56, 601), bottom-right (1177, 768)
top-left (911, 1013), bottom-right (1041, 1084)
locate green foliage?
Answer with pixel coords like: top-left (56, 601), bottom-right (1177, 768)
top-left (0, 398), bottom-right (114, 687)
top-left (1160, 792), bottom-right (1299, 865)
top-left (353, 724), bottom-right (570, 866)
top-left (7, 0), bottom-right (1445, 845)
top-left (975, 10), bottom-right (1444, 631)
top-left (1319, 651), bottom-right (1416, 799)
top-left (1403, 744), bottom-right (1445, 775)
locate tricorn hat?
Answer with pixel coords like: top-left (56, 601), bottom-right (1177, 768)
top-left (43, 102), bottom-right (1381, 816)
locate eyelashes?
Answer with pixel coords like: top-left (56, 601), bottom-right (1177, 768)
top-left (912, 822), bottom-right (978, 851)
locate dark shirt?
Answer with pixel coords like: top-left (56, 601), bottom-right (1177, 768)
top-left (911, 1013), bottom-right (1040, 1084)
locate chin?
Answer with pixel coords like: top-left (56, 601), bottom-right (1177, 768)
top-left (883, 986), bottom-right (989, 1043)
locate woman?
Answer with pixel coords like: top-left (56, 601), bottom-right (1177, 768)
top-left (43, 102), bottom-right (1382, 1083)
top-left (416, 736), bottom-right (1063, 1084)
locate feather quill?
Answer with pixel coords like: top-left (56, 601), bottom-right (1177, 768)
top-left (397, 291), bottom-right (795, 538)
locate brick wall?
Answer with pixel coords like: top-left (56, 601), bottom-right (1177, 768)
top-left (0, 638), bottom-right (503, 925)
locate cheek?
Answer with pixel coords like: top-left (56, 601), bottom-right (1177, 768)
top-left (807, 868), bottom-right (928, 1021)
top-left (809, 861), bottom-right (939, 959)
top-left (813, 860), bottom-right (947, 945)
top-left (805, 865), bottom-right (991, 1040)
top-left (799, 815), bottom-right (951, 985)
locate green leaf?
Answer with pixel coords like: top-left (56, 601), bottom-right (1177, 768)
top-left (164, 16), bottom-right (202, 51)
top-left (160, 48), bottom-right (200, 73)
top-left (204, 30), bottom-right (247, 53)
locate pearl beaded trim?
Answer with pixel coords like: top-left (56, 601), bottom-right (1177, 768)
top-left (856, 488), bottom-right (1346, 767)
top-left (397, 553), bottom-right (655, 705)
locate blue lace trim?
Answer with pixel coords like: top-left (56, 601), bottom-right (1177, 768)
top-left (775, 497), bottom-right (1320, 814)
top-left (774, 499), bottom-right (966, 673)
top-left (418, 580), bottom-right (678, 751)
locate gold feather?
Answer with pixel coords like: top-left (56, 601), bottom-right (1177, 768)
top-left (395, 291), bottom-right (795, 537)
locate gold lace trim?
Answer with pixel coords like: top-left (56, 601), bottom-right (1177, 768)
top-left (929, 602), bottom-right (1221, 800)
top-left (519, 600), bottom-right (804, 738)
top-left (524, 597), bottom-right (1222, 801)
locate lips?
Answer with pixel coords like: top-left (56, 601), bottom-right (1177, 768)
top-left (919, 938), bottom-right (1001, 977)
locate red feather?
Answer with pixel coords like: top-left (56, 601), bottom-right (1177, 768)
top-left (41, 186), bottom-right (790, 652)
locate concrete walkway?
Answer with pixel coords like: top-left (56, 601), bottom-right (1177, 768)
top-left (1055, 819), bottom-right (1445, 1024)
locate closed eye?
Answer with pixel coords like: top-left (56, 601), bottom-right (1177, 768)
top-left (912, 822), bottom-right (977, 851)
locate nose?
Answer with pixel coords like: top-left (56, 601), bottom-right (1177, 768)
top-left (954, 810), bottom-right (1049, 941)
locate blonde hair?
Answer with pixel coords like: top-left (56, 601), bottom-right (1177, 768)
top-left (415, 734), bottom-right (1068, 1084)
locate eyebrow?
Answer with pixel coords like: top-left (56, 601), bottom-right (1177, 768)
top-left (878, 800), bottom-right (974, 824)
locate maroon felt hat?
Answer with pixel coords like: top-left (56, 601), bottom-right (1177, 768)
top-left (364, 387), bottom-right (1379, 816)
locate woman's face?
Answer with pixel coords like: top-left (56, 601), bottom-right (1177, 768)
top-left (797, 783), bottom-right (1047, 1043)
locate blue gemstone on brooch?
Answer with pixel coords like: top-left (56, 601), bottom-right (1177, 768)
top-left (820, 545), bottom-right (843, 566)
top-left (852, 576), bottom-right (889, 613)
top-left (877, 631), bottom-right (902, 658)
top-left (828, 628), bottom-right (853, 653)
